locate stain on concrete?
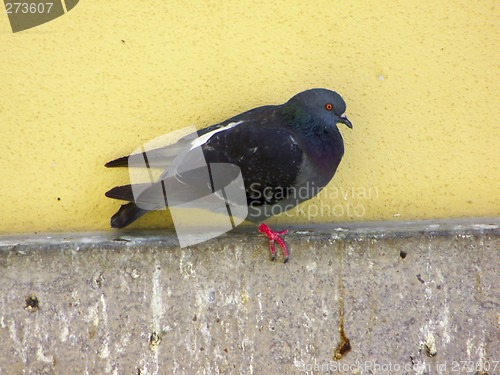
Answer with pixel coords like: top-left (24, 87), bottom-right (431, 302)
top-left (149, 332), bottom-right (161, 351)
top-left (333, 273), bottom-right (351, 361)
top-left (24, 294), bottom-right (40, 313)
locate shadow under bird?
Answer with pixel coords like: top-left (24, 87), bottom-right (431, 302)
top-left (105, 88), bottom-right (352, 262)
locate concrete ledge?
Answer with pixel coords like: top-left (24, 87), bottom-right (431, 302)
top-left (0, 218), bottom-right (499, 374)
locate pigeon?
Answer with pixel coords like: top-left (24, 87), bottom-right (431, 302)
top-left (105, 88), bottom-right (352, 261)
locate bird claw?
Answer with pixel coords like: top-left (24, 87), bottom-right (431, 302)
top-left (258, 223), bottom-right (289, 262)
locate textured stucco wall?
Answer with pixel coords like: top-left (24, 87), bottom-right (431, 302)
top-left (0, 1), bottom-right (499, 233)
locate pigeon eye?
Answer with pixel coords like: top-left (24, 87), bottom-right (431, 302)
top-left (325, 103), bottom-right (333, 111)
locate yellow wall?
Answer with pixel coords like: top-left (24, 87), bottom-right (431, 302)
top-left (0, 1), bottom-right (498, 233)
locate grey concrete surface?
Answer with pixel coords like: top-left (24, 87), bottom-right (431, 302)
top-left (0, 219), bottom-right (498, 375)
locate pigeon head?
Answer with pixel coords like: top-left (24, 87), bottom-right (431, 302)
top-left (286, 88), bottom-right (353, 129)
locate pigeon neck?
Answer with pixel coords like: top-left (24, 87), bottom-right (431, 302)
top-left (281, 103), bottom-right (344, 157)
top-left (310, 127), bottom-right (344, 169)
top-left (281, 105), bottom-right (316, 132)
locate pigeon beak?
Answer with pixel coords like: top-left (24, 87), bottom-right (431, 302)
top-left (338, 114), bottom-right (353, 129)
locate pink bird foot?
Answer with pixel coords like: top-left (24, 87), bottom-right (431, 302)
top-left (258, 223), bottom-right (289, 262)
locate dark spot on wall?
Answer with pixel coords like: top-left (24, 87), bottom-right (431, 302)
top-left (149, 332), bottom-right (161, 350)
top-left (25, 293), bottom-right (39, 312)
top-left (92, 271), bottom-right (105, 289)
top-left (89, 326), bottom-right (96, 339)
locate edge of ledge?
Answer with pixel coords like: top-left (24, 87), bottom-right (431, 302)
top-left (0, 217), bottom-right (498, 251)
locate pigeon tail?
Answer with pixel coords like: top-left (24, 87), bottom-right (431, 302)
top-left (105, 156), bottom-right (129, 168)
top-left (105, 184), bottom-right (135, 201)
top-left (111, 202), bottom-right (148, 228)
